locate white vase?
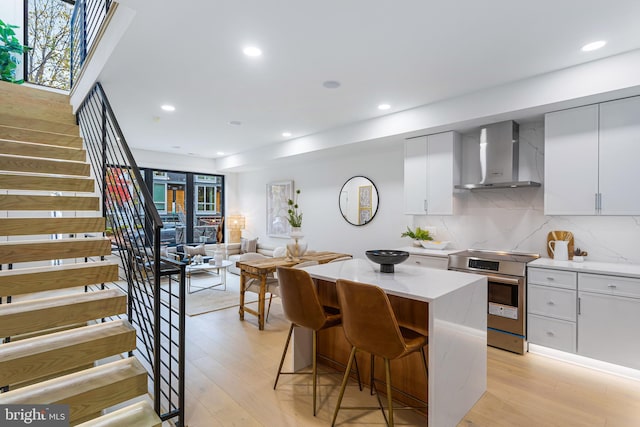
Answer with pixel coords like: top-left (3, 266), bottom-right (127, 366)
top-left (287, 227), bottom-right (307, 258)
top-left (213, 245), bottom-right (225, 266)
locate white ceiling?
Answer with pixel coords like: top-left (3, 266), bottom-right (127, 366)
top-left (101, 0), bottom-right (640, 164)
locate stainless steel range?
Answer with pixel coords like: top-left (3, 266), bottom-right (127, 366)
top-left (448, 249), bottom-right (540, 354)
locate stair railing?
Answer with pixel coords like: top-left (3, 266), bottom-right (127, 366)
top-left (70, 0), bottom-right (112, 87)
top-left (77, 82), bottom-right (185, 426)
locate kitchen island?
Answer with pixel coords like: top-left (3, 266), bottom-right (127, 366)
top-left (299, 258), bottom-right (487, 427)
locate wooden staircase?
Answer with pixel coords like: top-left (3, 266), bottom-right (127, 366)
top-left (0, 81), bottom-right (161, 426)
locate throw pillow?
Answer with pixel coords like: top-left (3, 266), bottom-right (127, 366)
top-left (273, 246), bottom-right (286, 258)
top-left (185, 243), bottom-right (207, 257)
top-left (240, 237), bottom-right (258, 254)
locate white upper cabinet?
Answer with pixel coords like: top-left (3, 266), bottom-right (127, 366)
top-left (404, 136), bottom-right (428, 215)
top-left (404, 131), bottom-right (460, 215)
top-left (544, 105), bottom-right (599, 215)
top-left (598, 97), bottom-right (640, 215)
top-left (544, 96), bottom-right (640, 216)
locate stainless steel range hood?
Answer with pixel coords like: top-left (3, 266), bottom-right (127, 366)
top-left (455, 120), bottom-right (541, 190)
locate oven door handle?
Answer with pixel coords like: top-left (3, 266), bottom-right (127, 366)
top-left (486, 275), bottom-right (521, 285)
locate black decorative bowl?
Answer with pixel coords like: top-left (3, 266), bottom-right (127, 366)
top-left (365, 250), bottom-right (410, 273)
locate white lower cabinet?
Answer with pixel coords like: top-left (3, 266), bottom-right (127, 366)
top-left (528, 314), bottom-right (576, 353)
top-left (528, 267), bottom-right (640, 370)
top-left (527, 268), bottom-right (577, 352)
top-left (577, 273), bottom-right (640, 370)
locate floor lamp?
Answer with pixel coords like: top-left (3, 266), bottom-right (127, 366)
top-left (228, 215), bottom-right (245, 243)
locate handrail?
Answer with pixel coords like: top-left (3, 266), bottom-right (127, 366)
top-left (89, 82), bottom-right (163, 227)
top-left (76, 81), bottom-right (185, 426)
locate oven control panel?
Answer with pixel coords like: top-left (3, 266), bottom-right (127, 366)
top-left (489, 302), bottom-right (518, 319)
top-left (468, 259), bottom-right (499, 271)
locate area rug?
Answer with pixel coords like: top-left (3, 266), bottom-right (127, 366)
top-left (170, 273), bottom-right (259, 317)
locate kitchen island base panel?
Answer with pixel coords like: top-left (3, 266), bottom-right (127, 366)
top-left (430, 280), bottom-right (487, 427)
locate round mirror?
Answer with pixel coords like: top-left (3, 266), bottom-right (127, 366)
top-left (338, 176), bottom-right (379, 226)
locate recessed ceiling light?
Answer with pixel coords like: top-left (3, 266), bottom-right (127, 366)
top-left (282, 131), bottom-right (292, 137)
top-left (161, 104), bottom-right (175, 112)
top-left (216, 151), bottom-right (225, 156)
top-left (581, 40), bottom-right (606, 52)
top-left (322, 80), bottom-right (341, 89)
top-left (243, 46), bottom-right (262, 57)
top-left (228, 120), bottom-right (242, 126)
top-left (378, 103), bottom-right (391, 110)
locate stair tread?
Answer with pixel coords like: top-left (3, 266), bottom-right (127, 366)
top-left (0, 217), bottom-right (106, 236)
top-left (0, 237), bottom-right (112, 264)
top-left (0, 261), bottom-right (119, 296)
top-left (0, 318), bottom-right (133, 361)
top-left (0, 287), bottom-right (126, 335)
top-left (0, 260), bottom-right (118, 279)
top-left (76, 401), bottom-right (161, 427)
top-left (0, 194), bottom-right (100, 210)
top-left (0, 320), bottom-right (136, 388)
top-left (0, 288), bottom-right (123, 316)
top-left (0, 139), bottom-right (86, 161)
top-left (0, 357), bottom-right (147, 410)
top-left (0, 154), bottom-right (90, 176)
top-left (0, 236), bottom-right (109, 247)
top-left (0, 172), bottom-right (95, 192)
top-left (0, 126), bottom-right (82, 140)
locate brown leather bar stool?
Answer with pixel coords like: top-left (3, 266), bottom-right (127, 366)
top-left (273, 266), bottom-right (361, 416)
top-left (332, 279), bottom-right (428, 427)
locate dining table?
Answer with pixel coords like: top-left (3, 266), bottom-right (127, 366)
top-left (236, 251), bottom-right (351, 330)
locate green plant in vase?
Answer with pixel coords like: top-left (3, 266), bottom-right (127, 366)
top-left (0, 19), bottom-right (30, 84)
top-left (401, 226), bottom-right (433, 245)
top-left (287, 189), bottom-right (303, 228)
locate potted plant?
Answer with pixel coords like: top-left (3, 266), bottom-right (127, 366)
top-left (0, 19), bottom-right (30, 84)
top-left (401, 226), bottom-right (433, 247)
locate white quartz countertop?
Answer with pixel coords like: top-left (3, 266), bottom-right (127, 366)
top-left (395, 246), bottom-right (462, 258)
top-left (528, 258), bottom-right (640, 278)
top-left (303, 258), bottom-right (485, 302)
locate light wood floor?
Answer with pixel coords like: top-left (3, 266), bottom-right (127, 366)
top-left (183, 292), bottom-right (640, 427)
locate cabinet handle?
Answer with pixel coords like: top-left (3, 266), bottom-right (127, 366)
top-left (599, 193), bottom-right (603, 212)
top-left (547, 301), bottom-right (555, 306)
top-left (595, 193), bottom-right (598, 211)
top-left (424, 199), bottom-right (428, 212)
top-left (546, 331), bottom-right (555, 337)
top-left (578, 297), bottom-right (581, 315)
top-left (546, 277), bottom-right (555, 281)
top-left (607, 284), bottom-right (617, 289)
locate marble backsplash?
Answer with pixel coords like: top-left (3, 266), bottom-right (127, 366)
top-left (414, 121), bottom-right (640, 265)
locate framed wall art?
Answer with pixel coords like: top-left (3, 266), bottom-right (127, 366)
top-left (266, 180), bottom-right (293, 238)
top-left (358, 184), bottom-right (373, 225)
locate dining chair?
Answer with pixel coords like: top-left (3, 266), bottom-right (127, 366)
top-left (274, 266), bottom-right (362, 416)
top-left (332, 278), bottom-right (428, 427)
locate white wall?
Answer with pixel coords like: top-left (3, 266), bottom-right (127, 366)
top-left (232, 121), bottom-right (640, 265)
top-left (235, 142), bottom-right (407, 258)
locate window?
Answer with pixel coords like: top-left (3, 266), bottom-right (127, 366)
top-left (196, 185), bottom-right (217, 212)
top-left (153, 183), bottom-right (166, 213)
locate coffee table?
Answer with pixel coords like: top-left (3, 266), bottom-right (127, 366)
top-left (186, 260), bottom-right (233, 294)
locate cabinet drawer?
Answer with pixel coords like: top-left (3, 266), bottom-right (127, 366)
top-left (406, 254), bottom-right (448, 270)
top-left (579, 273), bottom-right (640, 299)
top-left (528, 314), bottom-right (576, 353)
top-left (528, 284), bottom-right (576, 321)
top-left (528, 268), bottom-right (576, 290)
